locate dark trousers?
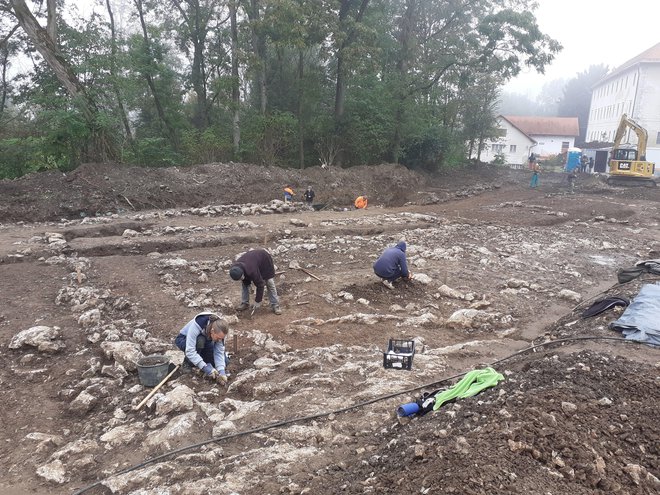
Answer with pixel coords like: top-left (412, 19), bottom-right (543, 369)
top-left (376, 268), bottom-right (403, 283)
top-left (175, 334), bottom-right (215, 367)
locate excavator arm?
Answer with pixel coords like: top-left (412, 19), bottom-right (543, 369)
top-left (613, 114), bottom-right (648, 158)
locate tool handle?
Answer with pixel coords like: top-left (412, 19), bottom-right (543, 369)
top-left (135, 364), bottom-right (180, 410)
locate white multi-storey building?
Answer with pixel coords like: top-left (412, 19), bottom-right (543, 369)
top-left (586, 42), bottom-right (660, 164)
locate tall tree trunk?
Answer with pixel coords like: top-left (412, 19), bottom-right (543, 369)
top-left (390, 0), bottom-right (415, 164)
top-left (46, 0), bottom-right (56, 41)
top-left (297, 49), bottom-right (304, 168)
top-left (134, 0), bottom-right (179, 149)
top-left (105, 0), bottom-right (133, 143)
top-left (0, 25), bottom-right (18, 116)
top-left (191, 37), bottom-right (209, 127)
top-left (0, 43), bottom-right (8, 115)
top-left (245, 0), bottom-right (267, 115)
top-left (333, 0), bottom-right (370, 166)
top-left (171, 0), bottom-right (210, 128)
top-left (229, 0), bottom-right (241, 154)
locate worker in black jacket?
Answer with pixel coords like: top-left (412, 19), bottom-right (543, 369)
top-left (229, 248), bottom-right (282, 315)
top-left (304, 186), bottom-right (315, 206)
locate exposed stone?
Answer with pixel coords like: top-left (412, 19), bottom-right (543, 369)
top-left (101, 341), bottom-right (143, 371)
top-left (8, 326), bottom-right (65, 353)
top-left (155, 384), bottom-right (195, 415)
top-left (36, 459), bottom-right (68, 484)
top-left (435, 284), bottom-right (464, 299)
top-left (69, 391), bottom-right (98, 414)
top-left (78, 309), bottom-right (102, 328)
top-left (146, 412), bottom-right (198, 450)
top-left (412, 273), bottom-right (432, 284)
top-left (100, 423), bottom-right (145, 448)
top-left (558, 289), bottom-right (582, 303)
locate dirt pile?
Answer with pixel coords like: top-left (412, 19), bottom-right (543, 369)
top-left (0, 162), bottom-right (433, 222)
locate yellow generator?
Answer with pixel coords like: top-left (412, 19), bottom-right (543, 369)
top-left (608, 114), bottom-right (656, 186)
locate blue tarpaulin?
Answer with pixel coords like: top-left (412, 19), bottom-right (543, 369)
top-left (609, 284), bottom-right (660, 346)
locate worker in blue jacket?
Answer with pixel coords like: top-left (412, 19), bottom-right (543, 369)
top-left (174, 312), bottom-right (229, 384)
top-left (373, 241), bottom-right (413, 289)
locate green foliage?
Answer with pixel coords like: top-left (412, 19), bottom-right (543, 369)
top-left (122, 138), bottom-right (182, 167)
top-left (0, 137), bottom-right (55, 178)
top-left (181, 129), bottom-right (233, 165)
top-left (491, 153), bottom-right (506, 165)
top-left (1, 0), bottom-right (560, 177)
top-left (239, 110), bottom-right (298, 166)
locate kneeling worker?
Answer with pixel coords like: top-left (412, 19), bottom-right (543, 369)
top-left (355, 195), bottom-right (368, 209)
top-left (174, 312), bottom-right (229, 384)
top-left (229, 248), bottom-right (282, 315)
top-left (373, 241), bottom-right (413, 289)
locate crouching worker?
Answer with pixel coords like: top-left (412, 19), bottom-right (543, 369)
top-left (373, 241), bottom-right (413, 289)
top-left (174, 311), bottom-right (229, 385)
top-left (229, 248), bottom-right (282, 315)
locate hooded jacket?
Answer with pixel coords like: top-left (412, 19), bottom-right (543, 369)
top-left (177, 311), bottom-right (225, 372)
top-left (230, 249), bottom-right (276, 303)
top-left (373, 241), bottom-right (409, 279)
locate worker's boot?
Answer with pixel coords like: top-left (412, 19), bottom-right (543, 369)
top-left (382, 279), bottom-right (394, 290)
top-left (235, 302), bottom-right (249, 311)
top-left (272, 305), bottom-right (282, 315)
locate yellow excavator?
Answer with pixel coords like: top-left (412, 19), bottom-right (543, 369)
top-left (608, 114), bottom-right (656, 186)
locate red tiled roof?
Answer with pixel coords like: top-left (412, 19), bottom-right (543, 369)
top-left (501, 116), bottom-right (579, 137)
top-left (600, 42), bottom-right (660, 83)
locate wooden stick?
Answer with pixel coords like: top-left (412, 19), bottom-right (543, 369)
top-left (135, 364), bottom-right (180, 411)
top-left (275, 271), bottom-right (286, 275)
top-left (300, 268), bottom-right (321, 280)
top-left (233, 334), bottom-right (237, 354)
top-left (296, 301), bottom-right (311, 306)
top-left (121, 194), bottom-right (136, 210)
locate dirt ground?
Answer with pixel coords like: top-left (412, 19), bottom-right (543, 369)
top-left (0, 162), bottom-right (659, 495)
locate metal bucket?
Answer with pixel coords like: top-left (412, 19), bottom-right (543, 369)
top-left (137, 355), bottom-right (170, 387)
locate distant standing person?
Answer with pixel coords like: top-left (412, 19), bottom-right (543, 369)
top-left (229, 248), bottom-right (282, 315)
top-left (174, 312), bottom-right (230, 384)
top-left (354, 195), bottom-right (368, 209)
top-left (567, 168), bottom-right (578, 193)
top-left (304, 186), bottom-right (315, 206)
top-left (373, 241), bottom-right (413, 289)
top-left (580, 155), bottom-right (588, 173)
top-left (528, 152), bottom-right (536, 170)
top-left (529, 162), bottom-right (541, 188)
top-left (284, 185), bottom-right (295, 202)
top-left (588, 157), bottom-right (594, 173)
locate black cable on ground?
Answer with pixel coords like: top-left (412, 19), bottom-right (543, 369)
top-left (71, 335), bottom-right (648, 495)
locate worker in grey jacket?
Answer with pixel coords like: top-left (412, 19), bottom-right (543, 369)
top-left (174, 312), bottom-right (229, 384)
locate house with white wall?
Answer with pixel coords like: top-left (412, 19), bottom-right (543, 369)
top-left (478, 115), bottom-right (579, 166)
top-left (586, 42), bottom-right (660, 165)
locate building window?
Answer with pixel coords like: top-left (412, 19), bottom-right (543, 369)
top-left (509, 145), bottom-right (517, 153)
top-left (657, 132), bottom-right (660, 145)
top-left (491, 144), bottom-right (505, 153)
top-left (494, 128), bottom-right (507, 137)
top-left (561, 142), bottom-right (570, 153)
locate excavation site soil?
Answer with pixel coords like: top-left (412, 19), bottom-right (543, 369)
top-left (0, 162), bottom-right (658, 495)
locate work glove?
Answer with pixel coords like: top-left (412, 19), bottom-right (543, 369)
top-left (406, 272), bottom-right (414, 281)
top-left (201, 363), bottom-right (215, 377)
top-left (216, 370), bottom-right (228, 385)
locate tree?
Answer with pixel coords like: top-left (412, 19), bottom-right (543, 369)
top-left (6, 0), bottom-right (116, 160)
